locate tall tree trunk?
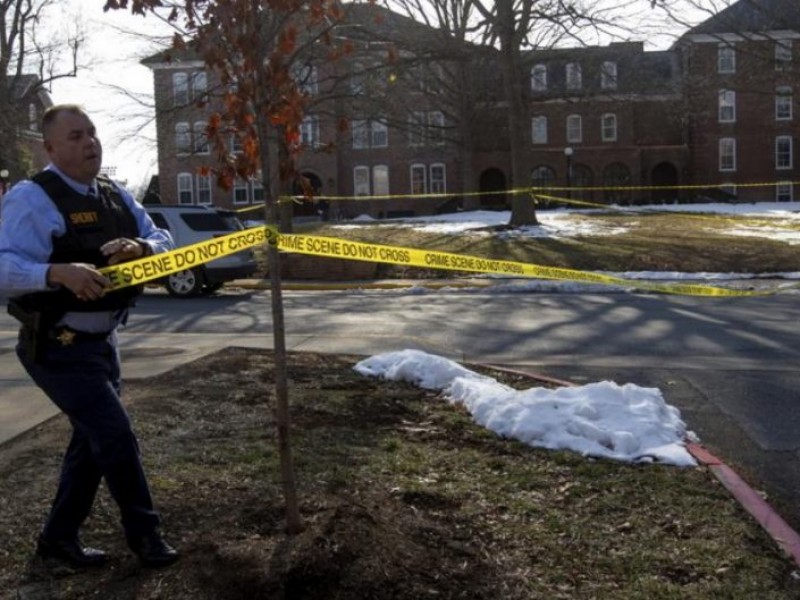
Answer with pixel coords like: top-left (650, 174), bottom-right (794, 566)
top-left (256, 104), bottom-right (303, 535)
top-left (495, 0), bottom-right (537, 226)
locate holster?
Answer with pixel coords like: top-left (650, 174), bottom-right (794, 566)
top-left (8, 299), bottom-right (47, 363)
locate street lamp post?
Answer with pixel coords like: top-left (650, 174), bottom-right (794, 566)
top-left (563, 147), bottom-right (573, 199)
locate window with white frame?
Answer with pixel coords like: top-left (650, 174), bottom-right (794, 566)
top-left (173, 73), bottom-right (189, 106)
top-left (601, 113), bottom-right (617, 142)
top-left (566, 63), bottom-right (582, 90)
top-left (776, 181), bottom-right (793, 201)
top-left (776, 87), bottom-right (793, 120)
top-left (196, 174), bottom-right (212, 204)
top-left (566, 114), bottom-right (582, 143)
top-left (193, 121), bottom-right (209, 154)
top-left (373, 165), bottom-right (389, 195)
top-left (600, 61), bottom-right (617, 90)
top-left (531, 64), bottom-right (547, 91)
top-left (410, 164), bottom-right (446, 194)
top-left (177, 173), bottom-right (193, 204)
top-left (718, 90), bottom-right (736, 122)
top-left (175, 122), bottom-right (191, 154)
top-left (717, 45), bottom-right (736, 73)
top-left (776, 39), bottom-right (792, 70)
top-left (719, 138), bottom-right (736, 171)
top-left (532, 115), bottom-right (548, 144)
top-left (411, 164), bottom-right (426, 194)
top-left (354, 166), bottom-right (370, 195)
top-left (352, 165), bottom-right (389, 196)
top-left (371, 120), bottom-right (388, 148)
top-left (191, 71), bottom-right (207, 102)
top-left (776, 135), bottom-right (793, 169)
top-left (300, 115), bottom-right (320, 147)
top-left (352, 119), bottom-right (387, 149)
top-left (233, 178), bottom-right (249, 204)
top-left (430, 164), bottom-right (446, 193)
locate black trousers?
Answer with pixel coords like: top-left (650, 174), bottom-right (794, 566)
top-left (17, 331), bottom-right (161, 542)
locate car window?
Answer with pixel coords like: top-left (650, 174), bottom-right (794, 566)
top-left (149, 212), bottom-right (170, 231)
top-left (181, 212), bottom-right (232, 231)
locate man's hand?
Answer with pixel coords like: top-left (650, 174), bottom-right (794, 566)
top-left (101, 237), bottom-right (148, 265)
top-left (47, 263), bottom-right (112, 301)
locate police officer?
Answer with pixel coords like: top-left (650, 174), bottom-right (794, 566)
top-left (0, 104), bottom-right (179, 570)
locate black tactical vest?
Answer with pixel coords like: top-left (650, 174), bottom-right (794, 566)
top-left (17, 170), bottom-right (143, 315)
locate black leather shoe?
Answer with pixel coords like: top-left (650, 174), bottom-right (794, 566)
top-left (127, 532), bottom-right (180, 568)
top-left (36, 536), bottom-right (108, 569)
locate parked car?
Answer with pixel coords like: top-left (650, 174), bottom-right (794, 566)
top-left (145, 205), bottom-right (259, 297)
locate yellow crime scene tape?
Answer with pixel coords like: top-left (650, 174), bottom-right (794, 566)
top-left (100, 225), bottom-right (278, 289)
top-left (100, 224), bottom-right (770, 298)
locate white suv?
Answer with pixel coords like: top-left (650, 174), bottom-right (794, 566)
top-left (145, 205), bottom-right (260, 297)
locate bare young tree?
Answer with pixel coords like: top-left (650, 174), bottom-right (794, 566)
top-left (0, 0), bottom-right (85, 177)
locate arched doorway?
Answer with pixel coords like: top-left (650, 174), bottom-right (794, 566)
top-left (292, 171), bottom-right (323, 217)
top-left (651, 162), bottom-right (679, 204)
top-left (479, 168), bottom-right (508, 209)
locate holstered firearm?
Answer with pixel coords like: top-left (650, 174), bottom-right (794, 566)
top-left (8, 298), bottom-right (47, 363)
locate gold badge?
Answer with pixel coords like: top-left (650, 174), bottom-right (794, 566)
top-left (56, 329), bottom-right (76, 346)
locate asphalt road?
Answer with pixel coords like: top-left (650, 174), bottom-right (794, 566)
top-left (2, 285), bottom-right (799, 531)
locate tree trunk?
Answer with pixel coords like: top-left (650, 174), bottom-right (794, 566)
top-left (495, 0), bottom-right (538, 226)
top-left (258, 114), bottom-right (303, 534)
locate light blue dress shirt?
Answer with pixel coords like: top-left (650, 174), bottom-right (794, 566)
top-left (0, 164), bottom-right (174, 331)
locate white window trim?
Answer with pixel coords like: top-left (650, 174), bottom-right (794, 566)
top-left (776, 135), bottom-right (793, 170)
top-left (177, 172), bottom-right (193, 205)
top-left (719, 138), bottom-right (736, 172)
top-left (601, 61), bottom-right (617, 90)
top-left (410, 163), bottom-right (427, 194)
top-left (718, 89), bottom-right (736, 123)
top-left (173, 72), bottom-right (189, 106)
top-left (175, 122), bottom-right (191, 155)
top-left (532, 115), bottom-right (547, 145)
top-left (430, 163), bottom-right (446, 194)
top-left (531, 64), bottom-right (547, 91)
top-left (354, 165), bottom-right (370, 196)
top-left (717, 45), bottom-right (736, 74)
top-left (566, 114), bottom-right (582, 143)
top-left (372, 165), bottom-right (390, 196)
top-left (776, 88), bottom-right (793, 121)
top-left (196, 174), bottom-right (212, 205)
top-left (233, 178), bottom-right (249, 205)
top-left (193, 121), bottom-right (209, 154)
top-left (601, 113), bottom-right (617, 142)
top-left (566, 63), bottom-right (582, 90)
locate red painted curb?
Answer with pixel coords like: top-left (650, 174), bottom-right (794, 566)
top-left (478, 363), bottom-right (800, 568)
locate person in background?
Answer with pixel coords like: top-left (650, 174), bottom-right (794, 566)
top-left (0, 104), bottom-right (179, 571)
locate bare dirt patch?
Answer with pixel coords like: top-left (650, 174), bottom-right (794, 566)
top-left (1, 348), bottom-right (797, 599)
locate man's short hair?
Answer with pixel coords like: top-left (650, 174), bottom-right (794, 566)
top-left (42, 104), bottom-right (88, 139)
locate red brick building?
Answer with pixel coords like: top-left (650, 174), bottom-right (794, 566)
top-left (143, 0), bottom-right (800, 215)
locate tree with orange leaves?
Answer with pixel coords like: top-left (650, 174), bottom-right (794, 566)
top-left (104, 0), bottom-right (366, 534)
